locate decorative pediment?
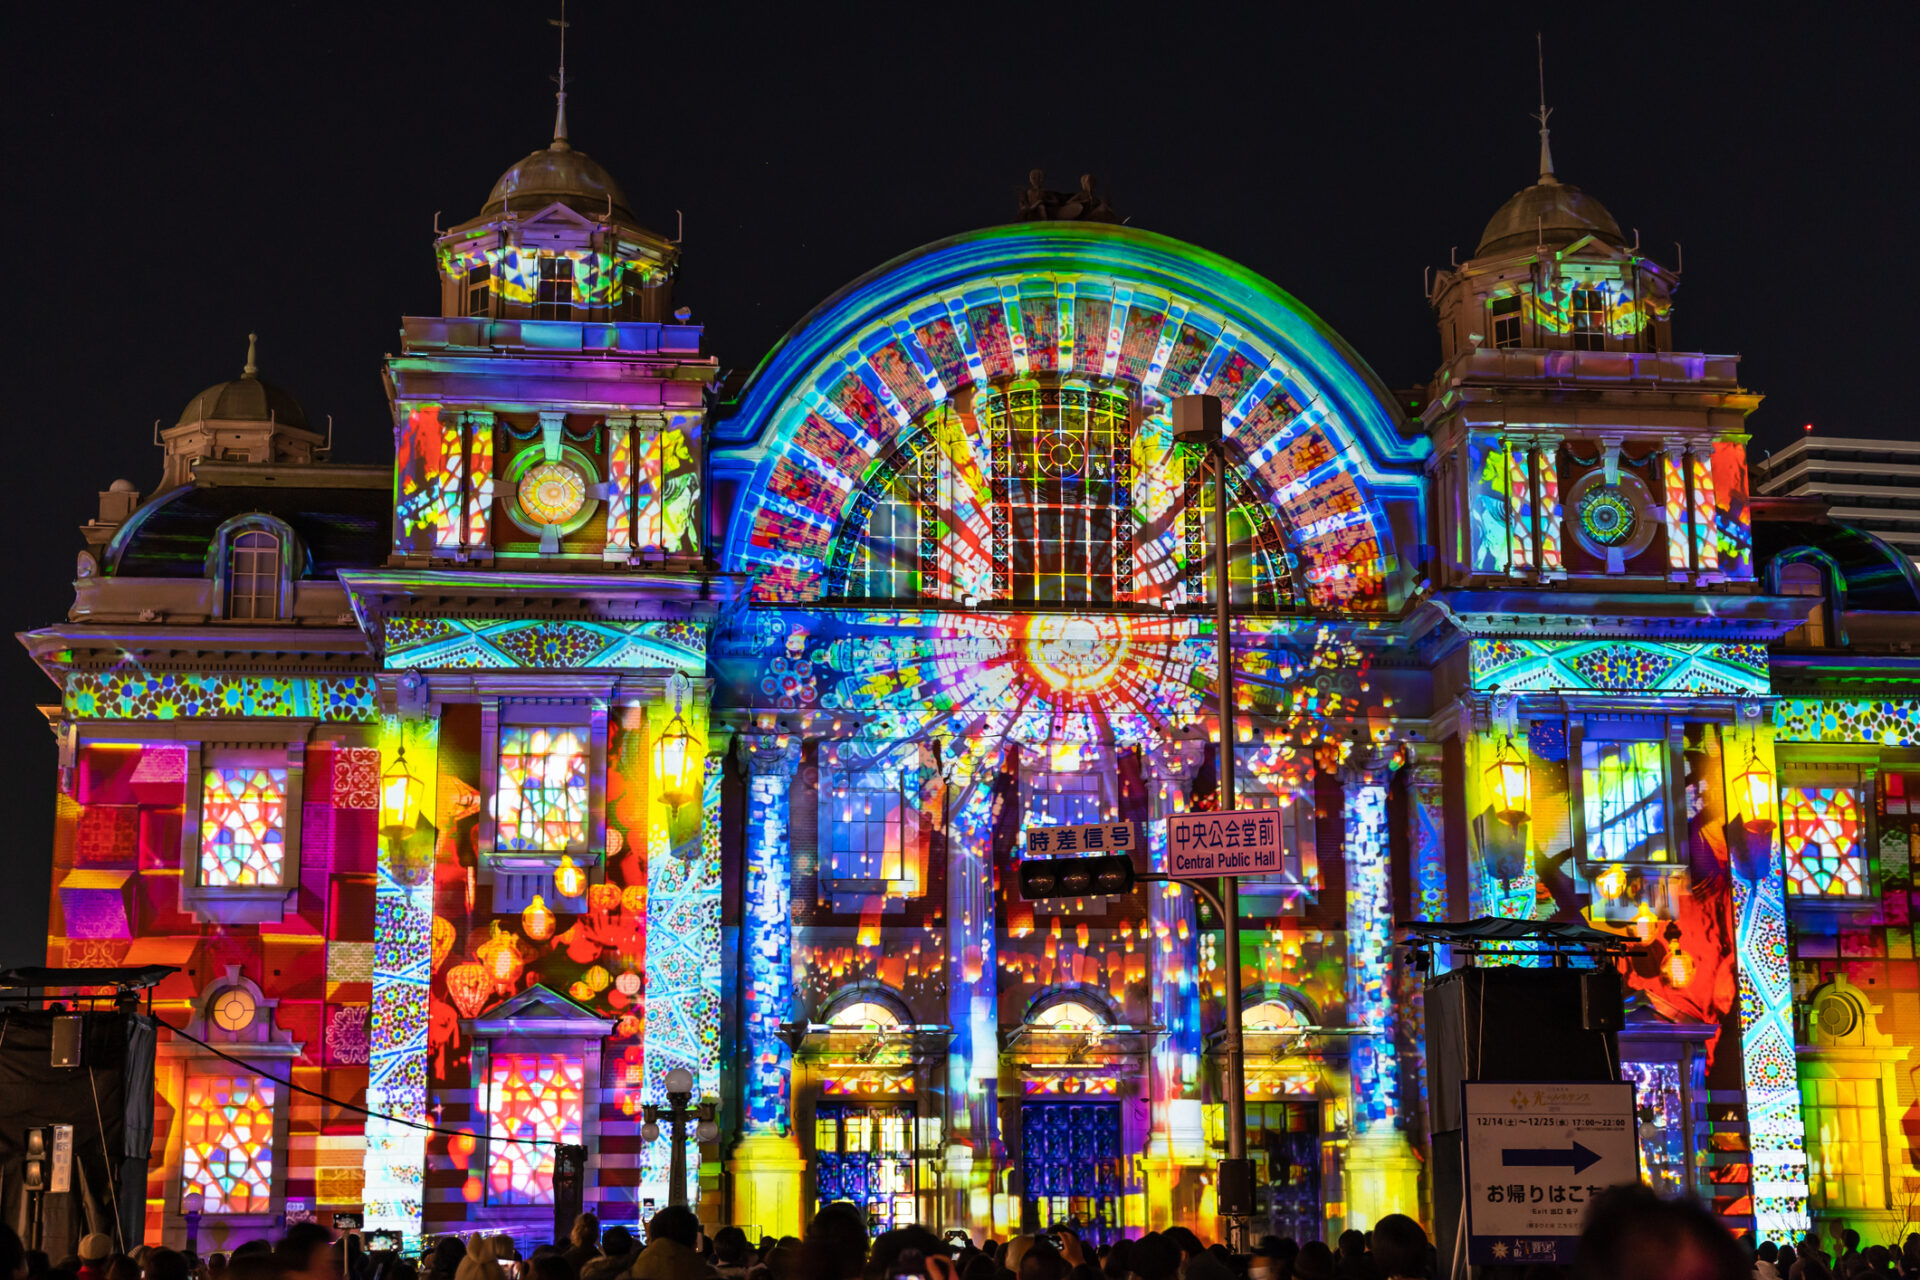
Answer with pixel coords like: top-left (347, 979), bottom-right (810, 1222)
top-left (472, 982), bottom-right (618, 1038)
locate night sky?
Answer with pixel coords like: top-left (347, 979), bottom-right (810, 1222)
top-left (3, 4), bottom-right (1914, 966)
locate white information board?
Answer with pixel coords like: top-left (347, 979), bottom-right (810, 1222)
top-left (1164, 809), bottom-right (1287, 879)
top-left (1464, 1080), bottom-right (1638, 1265)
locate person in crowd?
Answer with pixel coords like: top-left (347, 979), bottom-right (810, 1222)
top-left (1836, 1234), bottom-right (1863, 1280)
top-left (627, 1207), bottom-right (711, 1280)
top-left (1332, 1233), bottom-right (1371, 1280)
top-left (1796, 1237), bottom-right (1834, 1280)
top-left (530, 1253), bottom-right (576, 1280)
top-left (712, 1230), bottom-right (750, 1280)
top-left (800, 1204), bottom-right (869, 1280)
top-left (1573, 1184), bottom-right (1751, 1280)
top-left (428, 1241), bottom-right (465, 1280)
top-left (454, 1236), bottom-right (505, 1280)
top-left (1758, 1243), bottom-right (1784, 1280)
top-left (105, 1255), bottom-right (139, 1280)
top-left (149, 1251), bottom-right (194, 1280)
top-left (566, 1219), bottom-right (603, 1276)
top-left (1290, 1243), bottom-right (1333, 1280)
top-left (277, 1225), bottom-right (340, 1280)
top-left (1368, 1216), bottom-right (1425, 1280)
top-left (582, 1232), bottom-right (637, 1280)
top-left (75, 1239), bottom-right (112, 1280)
top-left (1159, 1232), bottom-right (1202, 1280)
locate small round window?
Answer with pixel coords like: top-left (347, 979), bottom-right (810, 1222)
top-left (210, 986), bottom-right (256, 1033)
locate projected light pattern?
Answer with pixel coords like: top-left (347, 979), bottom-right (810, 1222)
top-left (199, 766), bottom-right (288, 886)
top-left (182, 1073), bottom-right (275, 1213)
top-left (714, 224), bottom-right (1424, 611)
top-left (363, 714), bottom-right (438, 1236)
top-left (743, 749), bottom-right (797, 1130)
top-left (496, 727), bottom-right (590, 851)
top-left (65, 664), bottom-right (377, 722)
top-left (1345, 774), bottom-right (1397, 1128)
top-left (1781, 787), bottom-right (1867, 897)
top-left (487, 1053), bottom-right (584, 1205)
top-left (1468, 638), bottom-right (1768, 695)
top-left (1582, 740), bottom-right (1668, 863)
top-left (384, 616), bottom-right (707, 672)
top-left (437, 244), bottom-right (650, 309)
top-left (1775, 699), bottom-right (1920, 747)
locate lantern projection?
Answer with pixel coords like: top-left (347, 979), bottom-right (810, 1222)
top-left (477, 922), bottom-right (525, 992)
top-left (447, 962), bottom-right (492, 1019)
top-left (522, 895), bottom-right (556, 941)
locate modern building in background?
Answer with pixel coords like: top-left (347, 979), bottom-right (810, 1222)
top-left (22, 86), bottom-right (1920, 1253)
top-left (1754, 435), bottom-right (1920, 567)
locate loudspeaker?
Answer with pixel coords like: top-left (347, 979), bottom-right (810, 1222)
top-left (49, 1017), bottom-right (82, 1069)
top-left (1216, 1157), bottom-right (1253, 1217)
top-left (1582, 967), bottom-right (1624, 1031)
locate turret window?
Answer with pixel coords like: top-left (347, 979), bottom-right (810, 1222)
top-left (1490, 296), bottom-right (1523, 349)
top-left (535, 258), bottom-right (575, 320)
top-left (466, 262), bottom-right (492, 317)
top-left (1570, 287), bottom-right (1608, 350)
top-left (227, 530), bottom-right (283, 621)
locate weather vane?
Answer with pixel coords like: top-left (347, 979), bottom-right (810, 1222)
top-left (549, 0), bottom-right (571, 148)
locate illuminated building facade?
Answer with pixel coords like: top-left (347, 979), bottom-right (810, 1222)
top-left (24, 104), bottom-right (1920, 1250)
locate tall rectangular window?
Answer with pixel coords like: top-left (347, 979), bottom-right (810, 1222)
top-left (182, 1073), bottom-right (276, 1213)
top-left (200, 765), bottom-right (290, 887)
top-left (1802, 1076), bottom-right (1886, 1211)
top-left (1782, 785), bottom-right (1868, 897)
top-left (1581, 739), bottom-right (1668, 862)
top-left (486, 1053), bottom-right (584, 1206)
top-left (828, 769), bottom-right (905, 883)
top-left (1570, 287), bottom-right (1607, 351)
top-left (226, 530), bottom-right (282, 621)
top-left (466, 261), bottom-right (492, 317)
top-left (497, 727), bottom-right (590, 852)
top-left (1490, 295), bottom-right (1523, 349)
top-left (535, 256), bottom-right (574, 320)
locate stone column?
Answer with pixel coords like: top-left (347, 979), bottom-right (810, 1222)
top-left (1341, 762), bottom-right (1421, 1230)
top-left (945, 758), bottom-right (1002, 1235)
top-left (727, 733), bottom-right (807, 1237)
top-left (1143, 746), bottom-right (1204, 1231)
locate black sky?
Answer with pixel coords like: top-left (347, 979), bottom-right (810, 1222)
top-left (1, 3), bottom-right (1913, 965)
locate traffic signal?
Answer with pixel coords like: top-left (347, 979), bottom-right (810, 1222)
top-left (1018, 854), bottom-right (1134, 900)
top-left (22, 1127), bottom-right (47, 1192)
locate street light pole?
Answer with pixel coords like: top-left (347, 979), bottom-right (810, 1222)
top-left (642, 1066), bottom-right (720, 1211)
top-left (1174, 393), bottom-right (1249, 1251)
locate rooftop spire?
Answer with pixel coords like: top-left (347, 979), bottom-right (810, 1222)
top-left (242, 332), bottom-right (259, 379)
top-left (1533, 31), bottom-right (1558, 185)
top-left (548, 1), bottom-right (571, 152)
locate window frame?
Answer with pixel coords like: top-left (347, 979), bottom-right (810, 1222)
top-left (817, 741), bottom-right (926, 905)
top-left (180, 740), bottom-right (306, 925)
top-left (478, 698), bottom-right (609, 910)
top-left (534, 255), bottom-right (575, 321)
top-left (1569, 284), bottom-right (1608, 351)
top-left (1567, 715), bottom-right (1680, 876)
top-left (466, 260), bottom-right (493, 317)
top-left (1489, 295), bottom-right (1524, 349)
top-left (206, 514), bottom-right (301, 623)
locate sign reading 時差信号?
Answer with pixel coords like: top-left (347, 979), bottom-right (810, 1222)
top-left (1164, 809), bottom-right (1287, 879)
top-left (1024, 822), bottom-right (1138, 855)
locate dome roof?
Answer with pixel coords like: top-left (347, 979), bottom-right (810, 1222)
top-left (177, 335), bottom-right (309, 429)
top-left (482, 139), bottom-right (635, 222)
top-left (1476, 178), bottom-right (1627, 257)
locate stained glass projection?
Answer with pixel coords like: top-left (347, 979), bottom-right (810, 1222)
top-left (1800, 1076), bottom-right (1886, 1211)
top-left (981, 382), bottom-right (1132, 604)
top-left (496, 727), bottom-right (590, 852)
top-left (1580, 740), bottom-right (1668, 862)
top-left (1021, 1102), bottom-right (1124, 1243)
top-left (182, 1073), bottom-right (275, 1213)
top-left (827, 768), bottom-right (905, 884)
top-left (1782, 787), bottom-right (1867, 896)
top-left (486, 1053), bottom-right (585, 1206)
top-left (199, 765), bottom-right (289, 886)
top-left (814, 1102), bottom-right (916, 1233)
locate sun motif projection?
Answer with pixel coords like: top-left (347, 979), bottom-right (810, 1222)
top-left (181, 1073), bottom-right (275, 1213)
top-left (714, 223), bottom-right (1424, 612)
top-left (199, 766), bottom-right (289, 886)
top-left (496, 727), bottom-right (589, 851)
top-left (486, 1053), bottom-right (584, 1206)
top-left (1781, 786), bottom-right (1867, 897)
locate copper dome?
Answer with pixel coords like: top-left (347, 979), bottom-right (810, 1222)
top-left (1476, 179), bottom-right (1627, 258)
top-left (482, 140), bottom-right (636, 222)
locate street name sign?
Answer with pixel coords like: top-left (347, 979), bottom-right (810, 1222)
top-left (1463, 1080), bottom-right (1638, 1265)
top-left (1165, 809), bottom-right (1287, 879)
top-left (1025, 821), bottom-right (1138, 855)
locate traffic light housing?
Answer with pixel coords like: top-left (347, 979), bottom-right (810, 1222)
top-left (1018, 854), bottom-right (1135, 900)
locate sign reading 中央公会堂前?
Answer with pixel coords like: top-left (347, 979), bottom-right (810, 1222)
top-left (1463, 1080), bottom-right (1638, 1266)
top-left (1164, 809), bottom-right (1287, 879)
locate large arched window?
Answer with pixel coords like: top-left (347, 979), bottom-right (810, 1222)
top-left (825, 378), bottom-right (1295, 610)
top-left (227, 530), bottom-right (282, 620)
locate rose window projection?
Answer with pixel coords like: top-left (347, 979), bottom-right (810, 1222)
top-left (1581, 740), bottom-right (1668, 862)
top-left (518, 462), bottom-right (588, 526)
top-left (1782, 786), bottom-right (1867, 896)
top-left (199, 766), bottom-right (289, 886)
top-left (496, 727), bottom-right (590, 851)
top-left (181, 1073), bottom-right (275, 1213)
top-left (486, 1053), bottom-right (584, 1205)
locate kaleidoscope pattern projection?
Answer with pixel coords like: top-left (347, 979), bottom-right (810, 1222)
top-left (395, 406), bottom-right (466, 554)
top-left (1781, 787), bottom-right (1868, 896)
top-left (713, 223), bottom-right (1424, 611)
top-left (638, 756), bottom-right (722, 1204)
top-left (382, 616), bottom-right (708, 673)
top-left (1582, 741), bottom-right (1668, 863)
top-left (436, 244), bottom-right (649, 310)
top-left (1727, 723), bottom-right (1810, 1236)
top-left (363, 714), bottom-right (439, 1236)
top-left (181, 1073), bottom-right (275, 1213)
top-left (65, 664), bottom-right (377, 722)
top-left (496, 727), bottom-right (589, 852)
top-left (1467, 639), bottom-right (1769, 695)
top-left (743, 755), bottom-right (797, 1131)
top-left (486, 1053), bottom-right (584, 1206)
top-left (1775, 699), bottom-right (1920, 747)
top-left (1344, 774), bottom-right (1396, 1129)
top-left (199, 766), bottom-right (288, 887)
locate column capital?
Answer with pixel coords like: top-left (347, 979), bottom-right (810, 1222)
top-left (740, 732), bottom-right (803, 776)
